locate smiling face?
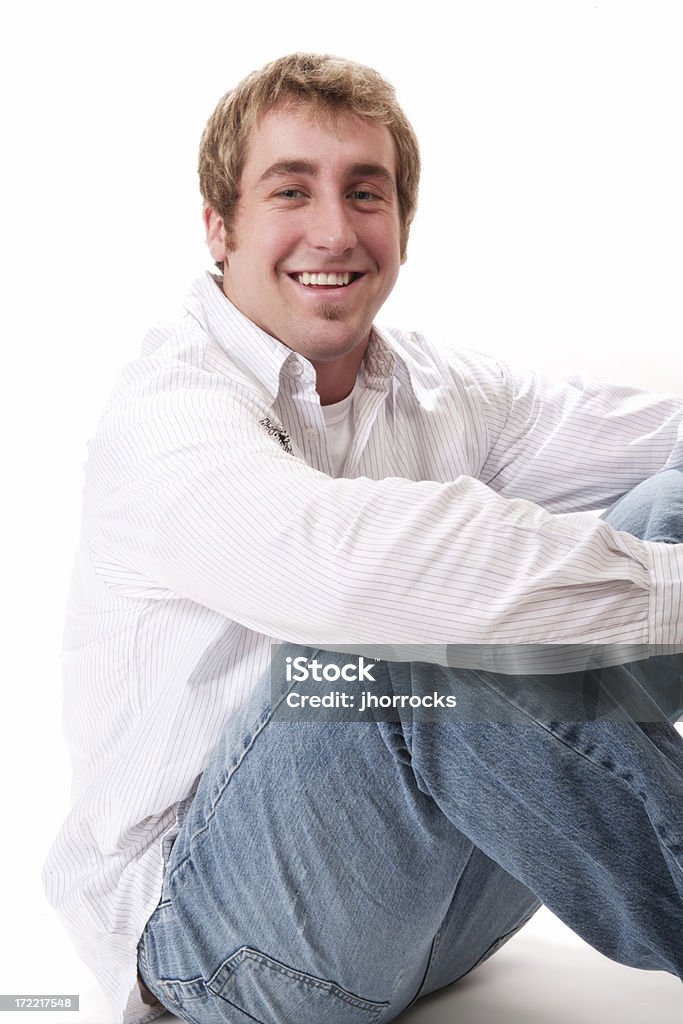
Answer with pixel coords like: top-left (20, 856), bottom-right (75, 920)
top-left (205, 103), bottom-right (404, 402)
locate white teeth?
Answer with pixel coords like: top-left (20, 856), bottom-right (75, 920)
top-left (296, 272), bottom-right (352, 286)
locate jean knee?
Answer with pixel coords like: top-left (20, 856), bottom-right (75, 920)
top-left (601, 468), bottom-right (683, 543)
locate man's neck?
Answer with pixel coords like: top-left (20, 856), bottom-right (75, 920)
top-left (313, 342), bottom-right (368, 405)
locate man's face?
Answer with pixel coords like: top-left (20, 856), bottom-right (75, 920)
top-left (206, 103), bottom-right (404, 381)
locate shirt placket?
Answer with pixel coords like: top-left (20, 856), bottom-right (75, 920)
top-left (276, 358), bottom-right (331, 474)
top-left (343, 377), bottom-right (393, 478)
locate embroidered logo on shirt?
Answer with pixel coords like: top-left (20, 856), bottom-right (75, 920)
top-left (259, 417), bottom-right (294, 454)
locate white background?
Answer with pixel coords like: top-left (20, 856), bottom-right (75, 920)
top-left (1, 1), bottom-right (682, 1021)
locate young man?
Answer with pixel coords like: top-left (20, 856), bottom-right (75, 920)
top-left (44, 53), bottom-right (683, 1023)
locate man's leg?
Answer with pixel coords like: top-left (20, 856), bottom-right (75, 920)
top-left (409, 468), bottom-right (683, 996)
top-left (139, 471), bottom-right (682, 1021)
top-left (138, 670), bottom-right (538, 1023)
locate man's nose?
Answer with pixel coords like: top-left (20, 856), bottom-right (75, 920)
top-left (308, 197), bottom-right (357, 254)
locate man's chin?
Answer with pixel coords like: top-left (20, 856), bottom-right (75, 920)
top-left (319, 303), bottom-right (345, 322)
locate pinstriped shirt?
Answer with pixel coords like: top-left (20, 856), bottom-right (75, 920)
top-left (43, 271), bottom-right (683, 1022)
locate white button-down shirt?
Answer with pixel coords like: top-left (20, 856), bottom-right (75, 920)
top-left (43, 272), bottom-right (683, 1023)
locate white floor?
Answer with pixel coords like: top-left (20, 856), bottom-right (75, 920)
top-left (1, 906), bottom-right (680, 1024)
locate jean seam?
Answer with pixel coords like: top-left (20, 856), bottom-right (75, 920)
top-left (404, 844), bottom-right (478, 1009)
top-left (137, 938), bottom-right (178, 1022)
top-left (170, 702), bottom-right (277, 875)
top-left (453, 907), bottom-right (539, 984)
top-left (531, 720), bottom-right (682, 878)
top-left (459, 668), bottom-right (681, 877)
top-left (402, 925), bottom-right (443, 1011)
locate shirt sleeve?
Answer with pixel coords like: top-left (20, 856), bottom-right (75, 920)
top-left (473, 357), bottom-right (683, 511)
top-left (85, 361), bottom-right (683, 654)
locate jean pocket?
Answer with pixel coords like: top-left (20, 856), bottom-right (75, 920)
top-left (207, 946), bottom-right (389, 1024)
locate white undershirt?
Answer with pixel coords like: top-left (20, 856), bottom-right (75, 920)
top-left (321, 384), bottom-right (357, 477)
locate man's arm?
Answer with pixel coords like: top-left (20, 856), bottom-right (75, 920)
top-left (86, 359), bottom-right (683, 654)
top-left (427, 341), bottom-right (683, 512)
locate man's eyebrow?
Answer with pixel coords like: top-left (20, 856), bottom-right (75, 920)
top-left (257, 160), bottom-right (395, 189)
top-left (348, 163), bottom-right (395, 188)
top-left (258, 160), bottom-right (318, 184)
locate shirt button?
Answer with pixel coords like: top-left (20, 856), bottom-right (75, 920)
top-left (304, 427), bottom-right (317, 440)
top-left (288, 361), bottom-right (303, 377)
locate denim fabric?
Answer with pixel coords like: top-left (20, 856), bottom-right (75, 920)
top-left (139, 471), bottom-right (683, 1023)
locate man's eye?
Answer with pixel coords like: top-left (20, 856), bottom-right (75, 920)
top-left (277, 188), bottom-right (304, 199)
top-left (350, 190), bottom-right (379, 201)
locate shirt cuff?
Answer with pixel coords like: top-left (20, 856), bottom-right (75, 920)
top-left (648, 541), bottom-right (683, 644)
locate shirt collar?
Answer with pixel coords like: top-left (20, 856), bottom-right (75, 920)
top-left (183, 272), bottom-right (292, 402)
top-left (184, 270), bottom-right (414, 404)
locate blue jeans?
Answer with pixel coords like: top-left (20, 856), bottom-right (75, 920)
top-left (138, 471), bottom-right (683, 1023)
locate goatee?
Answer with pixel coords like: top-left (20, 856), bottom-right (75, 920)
top-left (320, 303), bottom-right (344, 322)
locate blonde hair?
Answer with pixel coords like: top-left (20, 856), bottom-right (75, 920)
top-left (198, 53), bottom-right (420, 258)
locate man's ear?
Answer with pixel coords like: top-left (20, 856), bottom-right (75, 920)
top-left (204, 206), bottom-right (228, 263)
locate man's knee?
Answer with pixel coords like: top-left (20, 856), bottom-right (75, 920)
top-left (601, 468), bottom-right (683, 543)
